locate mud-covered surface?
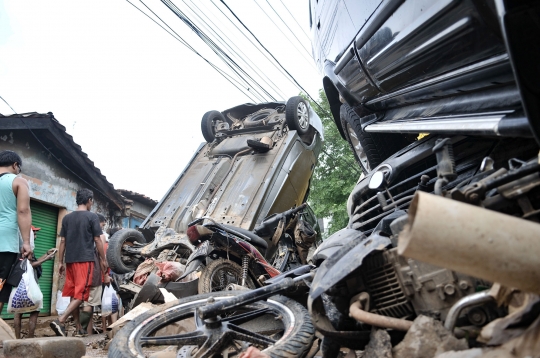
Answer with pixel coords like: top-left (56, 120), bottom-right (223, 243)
top-left (0, 316), bottom-right (110, 358)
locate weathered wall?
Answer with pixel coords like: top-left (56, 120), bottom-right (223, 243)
top-left (0, 129), bottom-right (117, 219)
top-left (131, 200), bottom-right (154, 219)
top-left (0, 129), bottom-right (123, 315)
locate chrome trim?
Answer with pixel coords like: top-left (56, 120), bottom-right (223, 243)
top-left (364, 114), bottom-right (507, 135)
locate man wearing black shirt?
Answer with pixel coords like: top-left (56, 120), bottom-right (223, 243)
top-left (50, 188), bottom-right (107, 337)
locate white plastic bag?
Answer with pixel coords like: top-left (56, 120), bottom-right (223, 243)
top-left (101, 285), bottom-right (116, 317)
top-left (8, 260), bottom-right (42, 313)
top-left (56, 290), bottom-right (70, 315)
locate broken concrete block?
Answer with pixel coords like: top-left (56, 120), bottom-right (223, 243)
top-left (393, 315), bottom-right (468, 358)
top-left (3, 337), bottom-right (86, 358)
top-left (364, 328), bottom-right (392, 358)
top-left (0, 318), bottom-right (15, 342)
top-left (436, 348), bottom-right (484, 358)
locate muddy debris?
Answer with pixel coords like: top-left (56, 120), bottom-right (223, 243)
top-left (363, 328), bottom-right (392, 358)
top-left (393, 315), bottom-right (468, 358)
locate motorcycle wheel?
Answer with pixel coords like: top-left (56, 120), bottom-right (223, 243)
top-left (199, 259), bottom-right (255, 293)
top-left (107, 228), bottom-right (146, 274)
top-left (108, 291), bottom-right (315, 358)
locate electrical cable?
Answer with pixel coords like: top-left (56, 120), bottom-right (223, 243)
top-left (127, 0), bottom-right (259, 102)
top-left (183, 0), bottom-right (288, 100)
top-left (219, 0), bottom-right (324, 112)
top-left (136, 0), bottom-right (262, 102)
top-left (265, 0), bottom-right (312, 50)
top-left (209, 0), bottom-right (300, 92)
top-left (161, 0), bottom-right (274, 102)
top-left (0, 95), bottom-right (16, 114)
top-left (176, 0), bottom-right (278, 100)
top-left (252, 0), bottom-right (316, 67)
top-left (276, 0), bottom-right (311, 40)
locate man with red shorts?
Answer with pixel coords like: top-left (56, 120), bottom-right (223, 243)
top-left (50, 188), bottom-right (107, 337)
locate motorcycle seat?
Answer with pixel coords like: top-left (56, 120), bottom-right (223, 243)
top-left (221, 224), bottom-right (268, 252)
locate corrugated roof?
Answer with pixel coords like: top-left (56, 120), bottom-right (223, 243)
top-left (117, 189), bottom-right (158, 207)
top-left (0, 112), bottom-right (126, 209)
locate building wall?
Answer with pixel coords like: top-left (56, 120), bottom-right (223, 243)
top-left (0, 129), bottom-right (122, 315)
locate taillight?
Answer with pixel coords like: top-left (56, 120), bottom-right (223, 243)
top-left (187, 225), bottom-right (214, 245)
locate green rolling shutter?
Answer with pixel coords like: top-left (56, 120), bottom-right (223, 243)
top-left (1, 200), bottom-right (58, 319)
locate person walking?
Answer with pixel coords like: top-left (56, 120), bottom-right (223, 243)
top-left (50, 188), bottom-right (107, 337)
top-left (13, 225), bottom-right (56, 339)
top-left (0, 150), bottom-right (33, 313)
top-left (84, 213), bottom-right (107, 336)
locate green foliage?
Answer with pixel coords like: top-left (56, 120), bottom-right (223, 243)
top-left (304, 90), bottom-right (361, 237)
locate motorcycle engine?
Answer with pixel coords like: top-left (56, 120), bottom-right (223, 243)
top-left (330, 135), bottom-right (540, 328)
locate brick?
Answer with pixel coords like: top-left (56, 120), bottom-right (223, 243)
top-left (3, 337), bottom-right (86, 358)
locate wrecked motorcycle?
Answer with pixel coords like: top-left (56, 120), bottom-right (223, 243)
top-left (110, 134), bottom-right (540, 357)
top-left (180, 203), bottom-right (317, 293)
top-left (308, 133), bottom-right (540, 355)
top-left (108, 230), bottom-right (346, 358)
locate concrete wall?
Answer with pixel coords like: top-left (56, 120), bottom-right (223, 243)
top-left (0, 129), bottom-right (122, 314)
top-left (130, 200), bottom-right (154, 219)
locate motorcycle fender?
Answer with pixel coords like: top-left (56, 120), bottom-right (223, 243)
top-left (185, 241), bottom-right (212, 266)
top-left (177, 258), bottom-right (204, 281)
top-left (311, 228), bottom-right (366, 263)
top-left (309, 232), bottom-right (391, 301)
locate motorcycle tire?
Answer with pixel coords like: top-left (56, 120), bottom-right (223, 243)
top-left (198, 258), bottom-right (256, 293)
top-left (340, 103), bottom-right (410, 173)
top-left (108, 291), bottom-right (315, 358)
top-left (107, 228), bottom-right (146, 274)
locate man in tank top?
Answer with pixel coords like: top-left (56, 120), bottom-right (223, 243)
top-left (0, 150), bottom-right (33, 313)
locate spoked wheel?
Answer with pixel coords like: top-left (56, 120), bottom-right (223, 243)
top-left (109, 291), bottom-right (315, 358)
top-left (199, 259), bottom-right (255, 294)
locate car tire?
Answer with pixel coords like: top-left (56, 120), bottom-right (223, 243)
top-left (286, 96), bottom-right (310, 135)
top-left (107, 228), bottom-right (146, 274)
top-left (340, 104), bottom-right (409, 172)
top-left (244, 109), bottom-right (274, 128)
top-left (109, 291), bottom-right (315, 358)
top-left (198, 258), bottom-right (255, 293)
top-left (201, 110), bottom-right (227, 143)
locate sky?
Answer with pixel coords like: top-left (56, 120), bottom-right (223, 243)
top-left (0, 0), bottom-right (322, 201)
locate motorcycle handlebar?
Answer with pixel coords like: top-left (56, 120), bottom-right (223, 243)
top-left (253, 203), bottom-right (307, 236)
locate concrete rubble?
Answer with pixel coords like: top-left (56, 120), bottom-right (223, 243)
top-left (393, 315), bottom-right (468, 358)
top-left (363, 328), bottom-right (392, 358)
top-left (3, 337), bottom-right (86, 358)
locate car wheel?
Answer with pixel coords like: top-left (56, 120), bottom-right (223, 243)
top-left (107, 229), bottom-right (146, 274)
top-left (340, 104), bottom-right (410, 172)
top-left (286, 96), bottom-right (310, 135)
top-left (201, 110), bottom-right (227, 142)
top-left (244, 109), bottom-right (274, 128)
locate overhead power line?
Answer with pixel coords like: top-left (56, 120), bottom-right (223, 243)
top-left (252, 0), bottom-right (316, 67)
top-left (161, 0), bottom-right (276, 102)
top-left (0, 95), bottom-right (16, 113)
top-left (125, 0), bottom-right (260, 102)
top-left (276, 0), bottom-right (311, 40)
top-left (183, 0), bottom-right (289, 100)
top-left (219, 0), bottom-right (324, 111)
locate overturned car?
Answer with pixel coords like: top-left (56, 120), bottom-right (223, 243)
top-left (107, 96), bottom-right (323, 304)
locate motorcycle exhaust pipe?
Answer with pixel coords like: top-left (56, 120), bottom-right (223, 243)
top-left (398, 192), bottom-right (540, 295)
